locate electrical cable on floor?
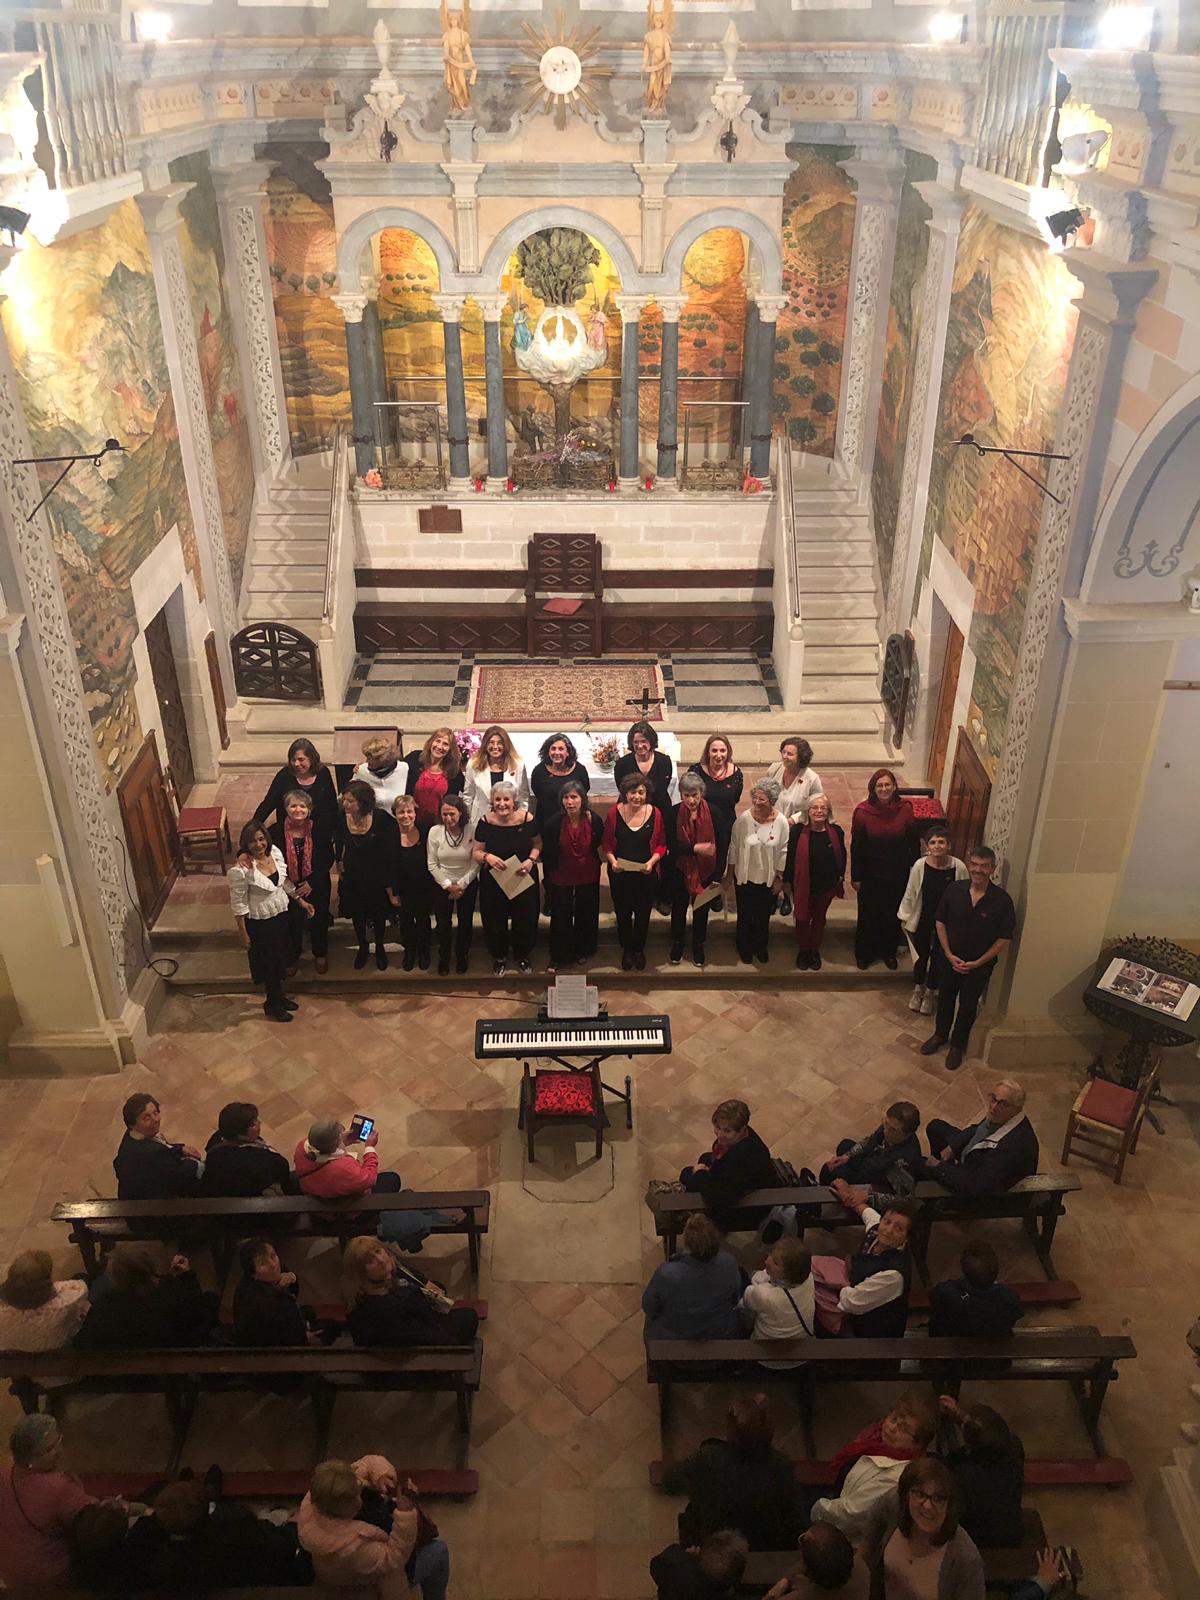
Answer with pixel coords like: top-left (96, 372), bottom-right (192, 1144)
top-left (114, 830), bottom-right (180, 978)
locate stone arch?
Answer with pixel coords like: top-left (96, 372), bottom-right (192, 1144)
top-left (661, 209), bottom-right (783, 295)
top-left (336, 208), bottom-right (459, 289)
top-left (477, 207), bottom-right (642, 292)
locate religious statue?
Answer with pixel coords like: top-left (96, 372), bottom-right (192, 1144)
top-left (441, 1), bottom-right (477, 114)
top-left (511, 304), bottom-right (532, 353)
top-left (642, 0), bottom-right (674, 115)
top-left (586, 304), bottom-right (608, 356)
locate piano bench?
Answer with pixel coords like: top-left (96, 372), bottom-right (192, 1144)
top-left (518, 1061), bottom-right (609, 1164)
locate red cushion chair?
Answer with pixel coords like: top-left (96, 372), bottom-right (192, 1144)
top-left (519, 1061), bottom-right (608, 1163)
top-left (1060, 1061), bottom-right (1160, 1185)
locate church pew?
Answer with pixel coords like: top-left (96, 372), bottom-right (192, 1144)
top-left (79, 1466), bottom-right (478, 1499)
top-left (648, 1455), bottom-right (1132, 1489)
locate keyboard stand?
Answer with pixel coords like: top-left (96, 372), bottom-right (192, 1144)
top-left (529, 1053), bottom-right (634, 1128)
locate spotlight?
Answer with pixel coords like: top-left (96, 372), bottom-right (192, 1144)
top-left (927, 11), bottom-right (964, 44)
top-left (1056, 129), bottom-right (1111, 173)
top-left (1098, 5), bottom-right (1154, 49)
top-left (0, 205), bottom-right (30, 245)
top-left (135, 10), bottom-right (173, 43)
top-left (1046, 207), bottom-right (1086, 243)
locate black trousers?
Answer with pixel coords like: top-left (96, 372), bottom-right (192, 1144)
top-left (547, 880), bottom-right (599, 965)
top-left (287, 874), bottom-right (330, 962)
top-left (610, 871), bottom-right (655, 954)
top-left (935, 960), bottom-right (994, 1050)
top-left (432, 880), bottom-right (478, 962)
top-left (480, 874), bottom-right (539, 961)
top-left (854, 872), bottom-right (908, 964)
top-left (395, 890), bottom-right (431, 955)
top-left (352, 913), bottom-right (388, 953)
top-left (669, 886), bottom-right (712, 950)
top-left (247, 912), bottom-right (290, 1009)
top-left (735, 882), bottom-right (775, 960)
top-left (910, 917), bottom-right (943, 989)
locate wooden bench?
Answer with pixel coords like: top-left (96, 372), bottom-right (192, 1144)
top-left (645, 1326), bottom-right (1136, 1455)
top-left (654, 1173), bottom-right (1083, 1281)
top-left (909, 1279), bottom-right (1081, 1312)
top-left (649, 1454), bottom-right (1132, 1490)
top-left (79, 1466), bottom-right (478, 1500)
top-left (0, 1341), bottom-right (483, 1472)
top-left (52, 1189), bottom-right (491, 1283)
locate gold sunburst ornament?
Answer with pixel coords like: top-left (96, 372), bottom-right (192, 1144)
top-left (509, 8), bottom-right (612, 130)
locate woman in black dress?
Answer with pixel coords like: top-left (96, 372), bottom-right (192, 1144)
top-left (335, 779), bottom-right (399, 971)
top-left (342, 1237), bottom-right (478, 1350)
top-left (268, 789), bottom-right (334, 976)
top-left (601, 773), bottom-right (667, 970)
top-left (529, 732), bottom-right (589, 823)
top-left (253, 737), bottom-right (338, 852)
top-left (615, 720), bottom-right (676, 912)
top-left (687, 734), bottom-right (743, 871)
top-left (541, 781), bottom-right (603, 972)
top-left (389, 794), bottom-right (432, 972)
top-left (471, 781), bottom-right (542, 977)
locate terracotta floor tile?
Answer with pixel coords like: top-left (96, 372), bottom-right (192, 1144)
top-left (524, 1323), bottom-right (589, 1383)
top-left (540, 1543), bottom-right (599, 1599)
top-left (559, 1353), bottom-right (621, 1415)
top-left (525, 1384), bottom-right (586, 1440)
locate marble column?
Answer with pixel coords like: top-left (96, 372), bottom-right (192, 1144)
top-left (835, 150), bottom-right (906, 484)
top-left (362, 284), bottom-right (388, 412)
top-left (135, 185), bottom-right (237, 678)
top-left (738, 300), bottom-right (760, 459)
top-left (884, 184), bottom-right (966, 638)
top-left (655, 294), bottom-right (687, 480)
top-left (333, 293), bottom-right (375, 477)
top-left (210, 160), bottom-right (288, 474)
top-left (432, 292), bottom-right (471, 485)
top-left (748, 294), bottom-right (787, 480)
top-left (615, 294), bottom-right (649, 484)
top-left (477, 294), bottom-right (509, 486)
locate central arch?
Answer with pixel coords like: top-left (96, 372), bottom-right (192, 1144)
top-left (661, 208), bottom-right (784, 296)
top-left (478, 207), bottom-right (643, 293)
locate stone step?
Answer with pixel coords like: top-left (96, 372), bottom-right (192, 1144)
top-left (789, 701), bottom-right (882, 733)
top-left (802, 676), bottom-right (882, 703)
top-left (254, 513), bottom-right (330, 534)
top-left (251, 540), bottom-right (330, 564)
top-left (802, 645), bottom-right (880, 676)
top-left (797, 566), bottom-right (875, 593)
top-left (244, 594), bottom-right (324, 621)
top-left (246, 568), bottom-right (327, 594)
top-left (790, 543), bottom-right (874, 567)
top-left (803, 619), bottom-right (880, 647)
top-left (803, 593), bottom-right (879, 619)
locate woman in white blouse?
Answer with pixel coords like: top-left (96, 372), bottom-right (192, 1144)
top-left (0, 1252), bottom-right (89, 1384)
top-left (229, 821), bottom-right (313, 1022)
top-left (426, 793), bottom-right (479, 976)
top-left (463, 724), bottom-right (530, 823)
top-left (726, 777), bottom-right (789, 965)
top-left (767, 737), bottom-right (824, 826)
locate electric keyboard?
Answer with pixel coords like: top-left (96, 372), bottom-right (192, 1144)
top-left (474, 1015), bottom-right (672, 1059)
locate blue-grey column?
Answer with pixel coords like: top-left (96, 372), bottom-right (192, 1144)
top-left (655, 294), bottom-right (686, 480)
top-left (739, 301), bottom-right (760, 459)
top-left (479, 296), bottom-right (508, 483)
top-left (335, 294), bottom-right (375, 477)
top-left (615, 296), bottom-right (647, 482)
top-left (748, 296), bottom-right (785, 479)
top-left (363, 298), bottom-right (387, 409)
top-left (433, 293), bottom-right (471, 483)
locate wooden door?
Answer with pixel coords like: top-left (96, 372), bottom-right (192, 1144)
top-left (929, 622), bottom-right (964, 792)
top-left (144, 608), bottom-right (195, 797)
top-left (117, 733), bottom-right (179, 924)
top-left (945, 729), bottom-right (991, 861)
top-left (204, 632), bottom-right (230, 751)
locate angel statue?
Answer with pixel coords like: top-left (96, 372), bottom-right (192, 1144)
top-left (441, 1), bottom-right (477, 114)
top-left (511, 304), bottom-right (532, 353)
top-left (642, 0), bottom-right (674, 115)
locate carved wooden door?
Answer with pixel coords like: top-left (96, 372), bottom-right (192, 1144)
top-left (945, 729), bottom-right (991, 861)
top-left (145, 608), bottom-right (195, 797)
top-left (929, 622), bottom-right (964, 792)
top-left (117, 732), bottom-right (179, 924)
top-left (204, 632), bottom-right (229, 751)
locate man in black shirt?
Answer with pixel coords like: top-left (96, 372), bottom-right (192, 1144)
top-left (920, 845), bottom-right (1016, 1070)
top-left (928, 1242), bottom-right (1022, 1338)
top-left (202, 1101), bottom-right (293, 1196)
top-left (113, 1093), bottom-right (202, 1200)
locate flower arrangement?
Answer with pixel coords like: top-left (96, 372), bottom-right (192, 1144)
top-left (455, 728), bottom-right (482, 761)
top-left (589, 733), bottom-right (623, 769)
top-left (362, 468), bottom-right (383, 489)
top-left (742, 472), bottom-right (764, 495)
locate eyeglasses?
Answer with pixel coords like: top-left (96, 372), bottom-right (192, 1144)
top-left (909, 1490), bottom-right (949, 1508)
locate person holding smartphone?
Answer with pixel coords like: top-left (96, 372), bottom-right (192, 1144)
top-left (292, 1118), bottom-right (401, 1199)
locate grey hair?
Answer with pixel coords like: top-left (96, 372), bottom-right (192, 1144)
top-left (996, 1080), bottom-right (1026, 1108)
top-left (679, 772), bottom-right (705, 796)
top-left (11, 1413), bottom-right (58, 1466)
top-left (283, 789), bottom-right (314, 813)
top-left (306, 1118), bottom-right (343, 1155)
top-left (751, 778), bottom-right (781, 805)
top-left (489, 781), bottom-right (517, 801)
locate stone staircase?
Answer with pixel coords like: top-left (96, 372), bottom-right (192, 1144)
top-left (241, 453), bottom-right (333, 628)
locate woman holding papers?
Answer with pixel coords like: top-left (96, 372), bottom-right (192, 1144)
top-left (785, 793), bottom-right (847, 970)
top-left (727, 778), bottom-right (789, 966)
top-left (668, 772), bottom-right (725, 970)
top-left (541, 781), bottom-right (603, 973)
top-left (471, 781), bottom-right (542, 976)
top-left (601, 773), bottom-right (667, 971)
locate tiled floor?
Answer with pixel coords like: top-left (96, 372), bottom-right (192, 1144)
top-left (345, 654), bottom-right (472, 713)
top-left (663, 653), bottom-right (782, 714)
top-left (0, 980), bottom-right (1192, 1598)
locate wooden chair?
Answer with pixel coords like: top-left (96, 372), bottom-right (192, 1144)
top-left (525, 532), bottom-right (604, 656)
top-left (519, 1060), bottom-right (608, 1163)
top-left (1061, 1060), bottom-right (1160, 1184)
top-left (163, 766), bottom-right (231, 874)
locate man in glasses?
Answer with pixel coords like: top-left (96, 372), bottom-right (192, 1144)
top-left (763, 1521), bottom-right (869, 1598)
top-left (924, 1080), bottom-right (1040, 1196)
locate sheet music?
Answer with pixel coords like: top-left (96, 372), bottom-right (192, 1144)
top-left (491, 855), bottom-right (537, 900)
top-left (548, 976), bottom-right (599, 1018)
top-left (692, 882), bottom-right (723, 912)
top-left (614, 859), bottom-right (653, 876)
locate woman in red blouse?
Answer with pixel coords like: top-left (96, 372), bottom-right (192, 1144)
top-left (402, 727), bottom-right (465, 827)
top-left (850, 768), bottom-right (917, 970)
top-left (541, 781), bottom-right (603, 973)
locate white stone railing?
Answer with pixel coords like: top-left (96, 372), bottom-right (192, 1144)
top-left (975, 1), bottom-right (1074, 187)
top-left (772, 442), bottom-right (806, 710)
top-left (2, 8), bottom-right (126, 190)
top-left (319, 425), bottom-right (357, 713)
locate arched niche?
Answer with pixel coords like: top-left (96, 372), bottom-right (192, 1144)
top-left (336, 207), bottom-right (460, 290)
top-left (478, 207), bottom-right (642, 293)
top-left (661, 208), bottom-right (784, 296)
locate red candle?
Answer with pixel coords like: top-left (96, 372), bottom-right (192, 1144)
top-left (643, 476), bottom-right (654, 492)
top-left (606, 479), bottom-right (616, 493)
top-left (473, 477), bottom-right (484, 492)
top-left (505, 477), bottom-right (515, 493)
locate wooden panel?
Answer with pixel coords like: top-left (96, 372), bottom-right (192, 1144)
top-left (417, 506), bottom-right (463, 533)
top-left (929, 622), bottom-right (964, 792)
top-left (528, 533), bottom-right (601, 594)
top-left (144, 609), bottom-right (194, 797)
top-left (353, 602), bottom-right (770, 654)
top-left (945, 728), bottom-right (991, 860)
top-left (203, 632), bottom-right (229, 751)
top-left (116, 733), bottom-right (178, 925)
top-left (355, 567), bottom-right (772, 591)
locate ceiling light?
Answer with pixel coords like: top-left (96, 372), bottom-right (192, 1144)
top-left (927, 11), bottom-right (964, 43)
top-left (136, 11), bottom-right (173, 44)
top-left (1055, 129), bottom-right (1111, 173)
top-left (1097, 6), bottom-right (1154, 49)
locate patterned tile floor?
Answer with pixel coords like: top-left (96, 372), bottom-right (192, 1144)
top-left (0, 981), bottom-right (1192, 1598)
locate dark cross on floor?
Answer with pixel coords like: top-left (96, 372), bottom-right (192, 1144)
top-left (625, 685), bottom-right (665, 716)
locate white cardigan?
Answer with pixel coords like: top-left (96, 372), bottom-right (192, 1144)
top-left (229, 846), bottom-right (293, 920)
top-left (462, 760), bottom-right (530, 823)
top-left (426, 823), bottom-right (479, 890)
top-left (766, 761), bottom-right (824, 823)
top-left (898, 854), bottom-right (968, 933)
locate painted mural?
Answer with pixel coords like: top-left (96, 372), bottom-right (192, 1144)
top-left (169, 151), bottom-right (255, 600)
top-left (0, 201), bottom-right (198, 786)
top-left (918, 206), bottom-right (1078, 777)
top-left (776, 144), bottom-right (855, 456)
top-left (871, 150), bottom-right (936, 588)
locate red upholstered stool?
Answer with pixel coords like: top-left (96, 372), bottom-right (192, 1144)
top-left (164, 767), bottom-right (232, 873)
top-left (519, 1061), bottom-right (609, 1163)
top-left (1061, 1060), bottom-right (1160, 1184)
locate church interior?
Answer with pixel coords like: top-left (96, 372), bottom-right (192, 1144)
top-left (0, 0), bottom-right (1198, 1593)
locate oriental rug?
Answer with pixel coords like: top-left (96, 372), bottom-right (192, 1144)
top-left (472, 659), bottom-right (663, 726)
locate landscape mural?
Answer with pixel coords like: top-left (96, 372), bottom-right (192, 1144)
top-left (170, 150), bottom-right (255, 600)
top-left (871, 150), bottom-right (936, 588)
top-left (1, 201), bottom-right (198, 786)
top-left (917, 206), bottom-right (1078, 777)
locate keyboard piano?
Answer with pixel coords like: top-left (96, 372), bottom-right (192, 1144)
top-left (474, 1015), bottom-right (672, 1060)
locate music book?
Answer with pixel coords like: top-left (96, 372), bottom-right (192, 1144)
top-left (692, 882), bottom-right (724, 912)
top-left (548, 975), bottom-right (599, 1018)
top-left (491, 855), bottom-right (537, 900)
top-left (615, 859), bottom-right (651, 875)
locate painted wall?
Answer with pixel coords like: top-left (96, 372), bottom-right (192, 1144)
top-left (870, 150), bottom-right (935, 588)
top-left (915, 207), bottom-right (1078, 779)
top-left (0, 201), bottom-right (200, 787)
top-left (169, 151), bottom-right (255, 600)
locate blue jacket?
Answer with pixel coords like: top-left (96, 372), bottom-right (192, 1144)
top-left (642, 1250), bottom-right (744, 1342)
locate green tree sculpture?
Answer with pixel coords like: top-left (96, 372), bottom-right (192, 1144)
top-left (515, 228), bottom-right (601, 308)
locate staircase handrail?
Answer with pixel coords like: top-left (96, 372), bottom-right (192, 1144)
top-left (322, 424), bottom-right (348, 628)
top-left (777, 440), bottom-right (802, 627)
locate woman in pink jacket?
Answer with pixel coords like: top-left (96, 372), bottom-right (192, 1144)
top-left (293, 1119), bottom-right (401, 1197)
top-left (297, 1455), bottom-right (450, 1600)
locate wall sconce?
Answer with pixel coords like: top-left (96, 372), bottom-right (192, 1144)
top-left (11, 439), bottom-right (125, 520)
top-left (0, 205), bottom-right (30, 247)
top-left (1056, 129), bottom-right (1111, 173)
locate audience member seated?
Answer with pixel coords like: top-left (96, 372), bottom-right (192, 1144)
top-left (342, 1236), bottom-right (479, 1348)
top-left (233, 1238), bottom-right (319, 1346)
top-left (74, 1244), bottom-right (219, 1351)
top-left (642, 1214), bottom-right (744, 1343)
top-left (1011, 1547), bottom-right (1083, 1600)
top-left (741, 1239), bottom-right (816, 1362)
top-left (860, 1457), bottom-right (985, 1600)
top-left (762, 1523), bottom-right (870, 1600)
top-left (660, 1394), bottom-right (807, 1551)
top-left (0, 1248), bottom-right (89, 1356)
top-left (0, 1415), bottom-right (98, 1588)
top-left (201, 1100), bottom-right (293, 1196)
top-left (298, 1453), bottom-right (451, 1600)
top-left (827, 1184), bottom-right (918, 1337)
top-left (651, 1528), bottom-right (749, 1600)
top-left (122, 1467), bottom-right (312, 1591)
top-left (925, 1080), bottom-right (1040, 1195)
top-left (810, 1390), bottom-right (936, 1543)
top-left (113, 1092), bottom-right (202, 1200)
top-left (294, 1117), bottom-right (402, 1198)
top-left (68, 1500), bottom-right (132, 1595)
top-left (678, 1098), bottom-right (777, 1230)
top-left (937, 1398), bottom-right (1025, 1550)
top-left (816, 1100), bottom-right (922, 1192)
top-left (928, 1243), bottom-right (1023, 1340)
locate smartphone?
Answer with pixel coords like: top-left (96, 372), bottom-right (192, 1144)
top-left (348, 1114), bottom-right (375, 1142)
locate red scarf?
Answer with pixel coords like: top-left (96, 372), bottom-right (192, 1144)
top-left (829, 1420), bottom-right (924, 1483)
top-left (283, 817), bottom-right (313, 883)
top-left (792, 823), bottom-right (845, 920)
top-left (678, 800), bottom-right (716, 897)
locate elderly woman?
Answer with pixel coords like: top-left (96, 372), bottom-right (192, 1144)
top-left (602, 772), bottom-right (667, 971)
top-left (727, 778), bottom-right (789, 966)
top-left (254, 736), bottom-right (338, 850)
top-left (529, 731), bottom-right (590, 823)
top-left (463, 724), bottom-right (529, 823)
top-left (861, 1457), bottom-right (985, 1600)
top-left (343, 1237), bottom-right (478, 1350)
top-left (354, 735), bottom-right (409, 812)
top-left (298, 1453), bottom-right (451, 1600)
top-left (269, 788), bottom-right (334, 976)
top-left (668, 771), bottom-right (724, 969)
top-left (785, 793), bottom-right (847, 971)
top-left (851, 767), bottom-right (917, 970)
top-left (0, 1415), bottom-right (98, 1588)
top-left (687, 735), bottom-right (743, 850)
top-left (471, 781), bottom-right (542, 977)
top-left (293, 1117), bottom-right (402, 1198)
top-left (401, 727), bottom-right (464, 829)
top-left (389, 794), bottom-right (433, 972)
top-left (229, 821), bottom-right (313, 1020)
top-left (426, 794), bottom-right (478, 976)
top-left (641, 1213), bottom-right (743, 1342)
top-left (0, 1251), bottom-right (89, 1359)
top-left (336, 779), bottom-right (400, 970)
top-left (541, 780), bottom-right (603, 972)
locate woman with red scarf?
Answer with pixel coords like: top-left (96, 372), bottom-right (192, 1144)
top-left (269, 790), bottom-right (335, 975)
top-left (668, 773), bottom-right (725, 968)
top-left (785, 793), bottom-right (846, 971)
top-left (541, 781), bottom-right (603, 972)
top-left (850, 768), bottom-right (917, 970)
